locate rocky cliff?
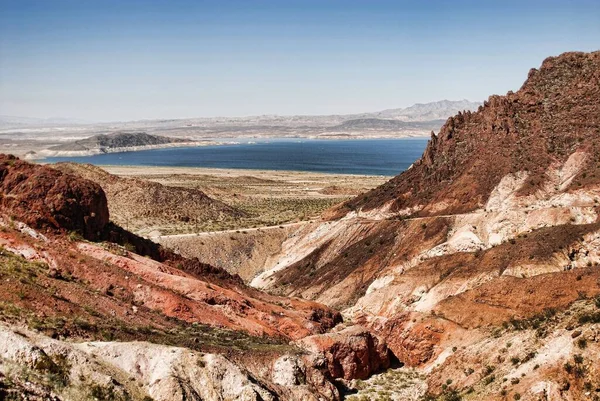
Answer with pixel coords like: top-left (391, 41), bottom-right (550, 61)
top-left (252, 51), bottom-right (600, 400)
top-left (341, 51), bottom-right (600, 217)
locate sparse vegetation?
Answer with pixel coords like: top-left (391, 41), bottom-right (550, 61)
top-left (68, 231), bottom-right (84, 242)
top-left (578, 310), bottom-right (600, 324)
top-left (0, 249), bottom-right (296, 355)
top-left (346, 368), bottom-right (426, 400)
top-left (61, 164), bottom-right (387, 236)
top-left (482, 374), bottom-right (496, 385)
top-left (506, 308), bottom-right (557, 331)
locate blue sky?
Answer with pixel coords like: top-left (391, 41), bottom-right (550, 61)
top-left (0, 0), bottom-right (599, 121)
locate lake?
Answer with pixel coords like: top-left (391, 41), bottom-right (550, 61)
top-left (45, 138), bottom-right (429, 176)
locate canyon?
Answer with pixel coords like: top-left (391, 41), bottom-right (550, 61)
top-left (1, 51), bottom-right (600, 401)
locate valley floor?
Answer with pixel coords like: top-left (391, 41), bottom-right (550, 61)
top-left (100, 165), bottom-right (389, 235)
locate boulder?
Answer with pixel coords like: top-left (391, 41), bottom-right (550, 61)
top-left (0, 154), bottom-right (109, 240)
top-left (296, 325), bottom-right (391, 380)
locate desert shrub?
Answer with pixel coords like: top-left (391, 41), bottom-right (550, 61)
top-left (441, 389), bottom-right (462, 401)
top-left (46, 353), bottom-right (71, 389)
top-left (579, 311), bottom-right (600, 324)
top-left (522, 351), bottom-right (536, 363)
top-left (68, 231), bottom-right (83, 242)
top-left (565, 362), bottom-right (575, 374)
top-left (508, 308), bottom-right (556, 331)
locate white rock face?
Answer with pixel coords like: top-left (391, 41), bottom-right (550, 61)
top-left (253, 149), bottom-right (600, 319)
top-left (271, 355), bottom-right (305, 386)
top-left (75, 341), bottom-right (275, 401)
top-left (0, 323), bottom-right (338, 401)
top-left (0, 327), bottom-right (51, 369)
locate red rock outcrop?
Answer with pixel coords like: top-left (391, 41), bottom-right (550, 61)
top-left (376, 313), bottom-right (468, 367)
top-left (341, 51), bottom-right (600, 217)
top-left (249, 52), bottom-right (600, 399)
top-left (296, 325), bottom-right (391, 380)
top-left (0, 155), bottom-right (343, 343)
top-left (0, 154), bottom-right (109, 239)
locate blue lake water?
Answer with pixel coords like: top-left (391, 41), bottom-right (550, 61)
top-left (45, 138), bottom-right (429, 176)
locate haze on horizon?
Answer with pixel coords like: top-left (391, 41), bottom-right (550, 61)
top-left (0, 0), bottom-right (599, 122)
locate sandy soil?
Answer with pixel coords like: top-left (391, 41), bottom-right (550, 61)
top-left (100, 165), bottom-right (390, 234)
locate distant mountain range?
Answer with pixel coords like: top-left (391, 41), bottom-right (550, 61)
top-left (0, 100), bottom-right (480, 129)
top-left (370, 99), bottom-right (481, 121)
top-left (1, 100), bottom-right (482, 156)
top-left (0, 115), bottom-right (89, 127)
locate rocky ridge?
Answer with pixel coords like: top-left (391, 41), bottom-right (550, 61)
top-left (249, 51), bottom-right (600, 400)
top-left (0, 154), bottom-right (109, 240)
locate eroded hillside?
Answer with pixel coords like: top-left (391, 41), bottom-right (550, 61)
top-left (53, 162), bottom-right (246, 236)
top-left (251, 51), bottom-right (600, 400)
top-left (0, 155), bottom-right (362, 400)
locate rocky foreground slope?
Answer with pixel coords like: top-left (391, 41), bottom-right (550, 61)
top-left (251, 51), bottom-right (600, 400)
top-left (1, 155), bottom-right (378, 400)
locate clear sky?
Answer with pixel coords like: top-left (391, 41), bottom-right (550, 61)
top-left (0, 0), bottom-right (599, 122)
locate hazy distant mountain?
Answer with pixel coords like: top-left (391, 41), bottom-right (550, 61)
top-left (368, 99), bottom-right (481, 121)
top-left (1, 100), bottom-right (481, 154)
top-left (0, 100), bottom-right (480, 130)
top-left (328, 118), bottom-right (446, 131)
top-left (0, 115), bottom-right (89, 128)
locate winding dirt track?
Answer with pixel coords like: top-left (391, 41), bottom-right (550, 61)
top-left (153, 220), bottom-right (311, 239)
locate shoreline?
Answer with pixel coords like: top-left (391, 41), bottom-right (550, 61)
top-left (83, 164), bottom-right (395, 179)
top-left (26, 140), bottom-right (220, 159)
top-left (3, 135), bottom-right (430, 160)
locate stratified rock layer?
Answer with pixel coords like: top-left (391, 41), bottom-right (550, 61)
top-left (251, 51), bottom-right (600, 399)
